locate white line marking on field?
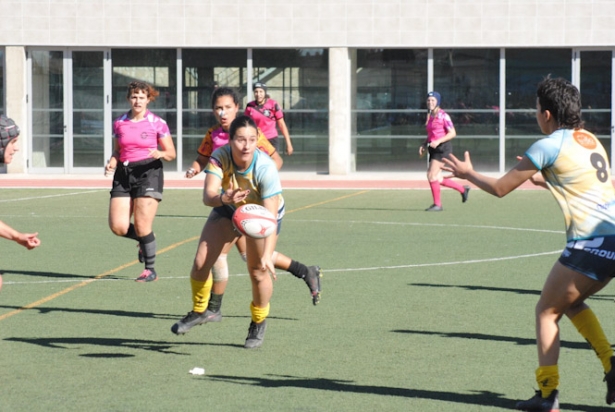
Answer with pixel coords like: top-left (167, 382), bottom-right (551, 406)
top-left (0, 190), bottom-right (104, 203)
top-left (4, 250), bottom-right (560, 286)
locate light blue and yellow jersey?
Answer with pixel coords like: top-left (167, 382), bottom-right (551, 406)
top-left (525, 128), bottom-right (615, 241)
top-left (205, 145), bottom-right (284, 218)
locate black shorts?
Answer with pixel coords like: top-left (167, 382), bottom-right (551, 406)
top-left (110, 158), bottom-right (164, 200)
top-left (428, 140), bottom-right (453, 162)
top-left (268, 137), bottom-right (279, 151)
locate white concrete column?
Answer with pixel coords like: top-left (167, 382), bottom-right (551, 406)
top-left (328, 47), bottom-right (355, 175)
top-left (5, 47), bottom-right (27, 173)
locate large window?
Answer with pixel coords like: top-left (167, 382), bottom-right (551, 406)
top-left (182, 49), bottom-right (247, 169)
top-left (433, 49), bottom-right (500, 171)
top-left (0, 49), bottom-right (4, 115)
top-left (72, 51), bottom-right (105, 168)
top-left (31, 50), bottom-right (64, 169)
top-left (253, 49), bottom-right (329, 172)
top-left (112, 49), bottom-right (178, 170)
top-left (505, 49), bottom-right (571, 168)
top-left (354, 49), bottom-right (428, 171)
top-left (581, 51), bottom-right (612, 157)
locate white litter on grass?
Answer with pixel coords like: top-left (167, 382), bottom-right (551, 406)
top-left (189, 367), bottom-right (205, 375)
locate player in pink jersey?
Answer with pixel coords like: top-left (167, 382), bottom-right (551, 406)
top-left (105, 81), bottom-right (176, 282)
top-left (245, 82), bottom-right (293, 155)
top-left (0, 116), bottom-right (41, 291)
top-left (418, 91), bottom-right (470, 211)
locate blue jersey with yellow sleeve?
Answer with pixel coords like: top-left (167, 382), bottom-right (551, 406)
top-left (525, 128), bottom-right (615, 241)
top-left (205, 145), bottom-right (284, 216)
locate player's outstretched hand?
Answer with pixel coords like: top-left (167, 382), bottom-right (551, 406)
top-left (442, 151), bottom-right (474, 179)
top-left (18, 232), bottom-right (41, 250)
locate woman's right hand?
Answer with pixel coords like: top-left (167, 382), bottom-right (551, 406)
top-left (104, 158), bottom-right (117, 177)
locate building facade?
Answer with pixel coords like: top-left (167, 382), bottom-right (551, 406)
top-left (1, 0), bottom-right (614, 175)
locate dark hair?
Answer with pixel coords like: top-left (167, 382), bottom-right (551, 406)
top-left (536, 76), bottom-right (583, 129)
top-left (229, 115), bottom-right (258, 140)
top-left (211, 87), bottom-right (240, 108)
top-left (126, 81), bottom-right (159, 102)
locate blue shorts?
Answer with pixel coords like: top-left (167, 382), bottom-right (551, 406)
top-left (212, 202), bottom-right (284, 236)
top-left (559, 235), bottom-right (615, 282)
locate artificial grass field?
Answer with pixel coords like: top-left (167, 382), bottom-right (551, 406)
top-left (1, 187), bottom-right (614, 411)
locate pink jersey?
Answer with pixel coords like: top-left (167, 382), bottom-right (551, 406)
top-left (245, 98), bottom-right (284, 139)
top-left (113, 110), bottom-right (170, 162)
top-left (426, 109), bottom-right (454, 142)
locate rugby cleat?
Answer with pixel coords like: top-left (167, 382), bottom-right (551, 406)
top-left (462, 185), bottom-right (470, 203)
top-left (304, 265), bottom-right (322, 305)
top-left (604, 356), bottom-right (615, 405)
top-left (515, 390), bottom-right (559, 412)
top-left (171, 309), bottom-right (221, 335)
top-left (425, 204), bottom-right (443, 212)
top-left (135, 269), bottom-right (157, 282)
top-left (244, 320), bottom-right (267, 349)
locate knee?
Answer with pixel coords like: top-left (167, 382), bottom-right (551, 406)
top-left (212, 254), bottom-right (229, 282)
top-left (109, 224), bottom-right (127, 237)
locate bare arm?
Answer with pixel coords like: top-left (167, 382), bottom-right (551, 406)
top-left (0, 220), bottom-right (40, 250)
top-left (442, 152), bottom-right (539, 198)
top-left (105, 140), bottom-right (120, 176)
top-left (276, 118), bottom-right (293, 155)
top-left (270, 151), bottom-right (283, 170)
top-left (516, 155), bottom-right (548, 188)
top-left (151, 135), bottom-right (177, 161)
top-left (186, 154), bottom-right (210, 178)
top-left (203, 173), bottom-right (250, 208)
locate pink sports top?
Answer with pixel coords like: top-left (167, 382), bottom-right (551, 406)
top-left (113, 110), bottom-right (171, 162)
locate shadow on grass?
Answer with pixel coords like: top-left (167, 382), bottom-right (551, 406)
top-left (4, 336), bottom-right (205, 355)
top-left (0, 269), bottom-right (96, 279)
top-left (0, 305), bottom-right (179, 320)
top-left (206, 374), bottom-right (607, 411)
top-left (410, 283), bottom-right (615, 301)
top-left (209, 374), bottom-right (513, 409)
top-left (393, 329), bottom-right (590, 350)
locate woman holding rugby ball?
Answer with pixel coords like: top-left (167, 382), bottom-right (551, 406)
top-left (172, 115), bottom-right (282, 348)
top-left (182, 88), bottom-right (321, 326)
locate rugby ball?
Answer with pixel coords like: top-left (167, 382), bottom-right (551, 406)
top-left (232, 204), bottom-right (277, 239)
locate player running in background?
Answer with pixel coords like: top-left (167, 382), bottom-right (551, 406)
top-left (245, 82), bottom-right (293, 155)
top-left (105, 81), bottom-right (176, 282)
top-left (419, 91), bottom-right (470, 211)
top-left (0, 115), bottom-right (41, 289)
top-left (173, 115), bottom-right (288, 348)
top-left (180, 87), bottom-right (321, 330)
top-left (443, 77), bottom-right (615, 411)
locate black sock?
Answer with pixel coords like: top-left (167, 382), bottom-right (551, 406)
top-left (141, 232), bottom-right (156, 270)
top-left (122, 223), bottom-right (139, 241)
top-left (288, 260), bottom-right (308, 279)
top-left (207, 293), bottom-right (224, 312)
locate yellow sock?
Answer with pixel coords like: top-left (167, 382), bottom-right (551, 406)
top-left (191, 274), bottom-right (213, 313)
top-left (536, 365), bottom-right (559, 398)
top-left (250, 301), bottom-right (270, 323)
top-left (571, 308), bottom-right (614, 372)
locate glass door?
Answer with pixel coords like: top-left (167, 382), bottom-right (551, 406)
top-left (29, 49), bottom-right (110, 173)
top-left (72, 51), bottom-right (107, 171)
top-left (30, 50), bottom-right (65, 171)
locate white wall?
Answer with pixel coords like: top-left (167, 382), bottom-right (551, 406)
top-left (0, 0), bottom-right (613, 48)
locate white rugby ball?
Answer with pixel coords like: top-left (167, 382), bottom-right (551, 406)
top-left (232, 204), bottom-right (277, 239)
